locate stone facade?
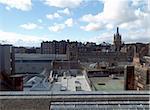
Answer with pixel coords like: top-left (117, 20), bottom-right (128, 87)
top-left (78, 51), bottom-right (128, 64)
top-left (124, 65), bottom-right (150, 90)
top-left (134, 66), bottom-right (150, 90)
top-left (41, 40), bottom-right (67, 54)
top-left (66, 41), bottom-right (78, 61)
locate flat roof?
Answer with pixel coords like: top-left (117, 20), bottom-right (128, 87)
top-left (90, 76), bottom-right (124, 91)
top-left (53, 75), bottom-right (91, 91)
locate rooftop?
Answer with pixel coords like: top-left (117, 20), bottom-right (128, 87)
top-left (90, 76), bottom-right (124, 91)
top-left (53, 75), bottom-right (91, 91)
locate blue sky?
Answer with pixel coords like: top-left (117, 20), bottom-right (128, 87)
top-left (0, 0), bottom-right (149, 46)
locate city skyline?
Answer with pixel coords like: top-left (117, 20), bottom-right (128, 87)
top-left (0, 0), bottom-right (150, 47)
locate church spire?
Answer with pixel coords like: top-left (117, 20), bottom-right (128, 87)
top-left (117, 27), bottom-right (119, 34)
top-left (113, 27), bottom-right (122, 52)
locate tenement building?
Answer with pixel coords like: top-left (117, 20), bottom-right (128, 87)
top-left (66, 41), bottom-right (79, 61)
top-left (41, 40), bottom-right (67, 54)
top-left (77, 27), bottom-right (128, 64)
top-left (14, 47), bottom-right (41, 54)
top-left (78, 51), bottom-right (128, 64)
top-left (14, 47), bottom-right (26, 53)
top-left (67, 27), bottom-right (129, 63)
top-left (121, 43), bottom-right (149, 62)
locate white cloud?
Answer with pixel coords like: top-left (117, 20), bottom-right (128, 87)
top-left (81, 14), bottom-right (101, 23)
top-left (0, 0), bottom-right (32, 11)
top-left (84, 0), bottom-right (150, 43)
top-left (81, 0), bottom-right (137, 31)
top-left (102, 0), bottom-right (136, 22)
top-left (81, 23), bottom-right (103, 31)
top-left (38, 19), bottom-right (43, 23)
top-left (131, 0), bottom-right (146, 7)
top-left (119, 8), bottom-right (150, 31)
top-left (57, 8), bottom-right (70, 15)
top-left (0, 30), bottom-right (49, 46)
top-left (5, 6), bottom-right (10, 10)
top-left (106, 24), bottom-right (114, 30)
top-left (46, 13), bottom-right (61, 20)
top-left (123, 30), bottom-right (150, 43)
top-left (20, 23), bottom-right (42, 30)
top-left (80, 0), bottom-right (149, 31)
top-left (46, 8), bottom-right (70, 21)
top-left (88, 32), bottom-right (113, 43)
top-left (48, 23), bottom-right (65, 32)
top-left (48, 18), bottom-right (74, 32)
top-left (65, 18), bottom-right (73, 27)
top-left (88, 29), bottom-right (150, 44)
top-left (44, 0), bottom-right (83, 8)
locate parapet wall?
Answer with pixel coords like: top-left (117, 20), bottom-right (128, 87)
top-left (0, 91), bottom-right (149, 110)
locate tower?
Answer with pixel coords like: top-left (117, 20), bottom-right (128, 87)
top-left (148, 43), bottom-right (150, 56)
top-left (113, 27), bottom-right (122, 52)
